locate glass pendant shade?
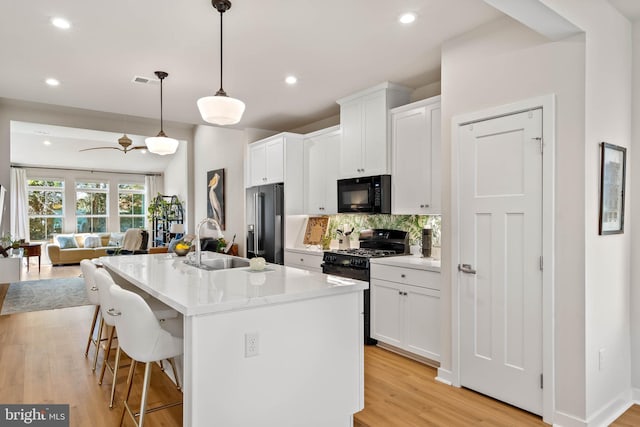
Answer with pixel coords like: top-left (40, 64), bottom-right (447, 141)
top-left (197, 93), bottom-right (245, 125)
top-left (145, 131), bottom-right (179, 156)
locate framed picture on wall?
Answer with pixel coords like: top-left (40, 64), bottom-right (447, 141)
top-left (206, 169), bottom-right (225, 230)
top-left (599, 142), bottom-right (626, 235)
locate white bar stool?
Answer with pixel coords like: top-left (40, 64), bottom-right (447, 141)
top-left (109, 283), bottom-right (183, 427)
top-left (80, 259), bottom-right (101, 367)
top-left (93, 269), bottom-right (180, 408)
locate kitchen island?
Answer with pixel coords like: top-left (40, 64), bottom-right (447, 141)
top-left (101, 252), bottom-right (367, 427)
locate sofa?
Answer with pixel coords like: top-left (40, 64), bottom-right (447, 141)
top-left (47, 232), bottom-right (125, 265)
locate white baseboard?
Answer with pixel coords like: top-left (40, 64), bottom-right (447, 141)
top-left (631, 387), bottom-right (640, 403)
top-left (553, 410), bottom-right (586, 427)
top-left (553, 390), bottom-right (632, 427)
top-left (586, 391), bottom-right (632, 427)
top-left (436, 368), bottom-right (454, 386)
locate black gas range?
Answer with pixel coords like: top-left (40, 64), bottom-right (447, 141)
top-left (321, 229), bottom-right (409, 345)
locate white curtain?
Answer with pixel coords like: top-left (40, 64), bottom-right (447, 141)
top-left (145, 175), bottom-right (159, 231)
top-left (10, 167), bottom-right (29, 241)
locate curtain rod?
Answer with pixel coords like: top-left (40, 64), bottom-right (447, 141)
top-left (10, 164), bottom-right (162, 177)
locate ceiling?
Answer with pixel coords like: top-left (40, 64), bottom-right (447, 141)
top-left (610, 0), bottom-right (640, 21)
top-left (1, 0), bottom-right (502, 132)
top-left (5, 1), bottom-right (639, 173)
top-left (10, 121), bottom-right (174, 173)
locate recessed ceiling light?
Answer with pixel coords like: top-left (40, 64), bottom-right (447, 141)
top-left (285, 75), bottom-right (298, 85)
top-left (51, 17), bottom-right (71, 30)
top-left (399, 13), bottom-right (416, 24)
top-left (43, 140), bottom-right (52, 146)
top-left (45, 78), bottom-right (60, 86)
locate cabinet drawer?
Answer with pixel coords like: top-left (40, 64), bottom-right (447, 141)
top-left (284, 251), bottom-right (323, 272)
top-left (370, 264), bottom-right (440, 290)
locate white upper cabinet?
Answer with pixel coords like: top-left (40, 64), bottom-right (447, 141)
top-left (337, 82), bottom-right (410, 179)
top-left (303, 126), bottom-right (340, 215)
top-left (249, 136), bottom-right (285, 186)
top-left (246, 133), bottom-right (304, 214)
top-left (391, 96), bottom-right (441, 214)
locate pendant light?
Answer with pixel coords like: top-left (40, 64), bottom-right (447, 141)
top-left (146, 71), bottom-right (179, 155)
top-left (197, 0), bottom-right (245, 126)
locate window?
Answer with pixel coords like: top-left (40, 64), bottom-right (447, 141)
top-left (27, 179), bottom-right (65, 240)
top-left (118, 183), bottom-right (145, 232)
top-left (76, 181), bottom-right (108, 233)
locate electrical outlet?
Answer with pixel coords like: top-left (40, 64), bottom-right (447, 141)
top-left (245, 332), bottom-right (259, 358)
top-left (599, 348), bottom-right (606, 371)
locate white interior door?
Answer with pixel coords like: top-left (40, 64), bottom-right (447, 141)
top-left (459, 108), bottom-right (543, 415)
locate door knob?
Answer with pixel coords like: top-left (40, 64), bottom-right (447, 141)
top-left (458, 264), bottom-right (477, 274)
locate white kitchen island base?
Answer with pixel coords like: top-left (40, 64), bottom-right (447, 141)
top-left (185, 291), bottom-right (364, 427)
top-left (102, 253), bottom-right (366, 427)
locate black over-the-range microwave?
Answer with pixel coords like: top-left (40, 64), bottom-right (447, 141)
top-left (337, 175), bottom-right (391, 214)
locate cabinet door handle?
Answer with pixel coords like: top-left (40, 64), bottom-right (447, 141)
top-left (300, 258), bottom-right (304, 262)
top-left (401, 274), bottom-right (406, 278)
top-left (398, 291), bottom-right (402, 296)
top-left (458, 264), bottom-right (477, 274)
top-left (420, 204), bottom-right (424, 208)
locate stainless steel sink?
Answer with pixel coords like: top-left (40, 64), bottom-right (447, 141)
top-left (183, 257), bottom-right (250, 271)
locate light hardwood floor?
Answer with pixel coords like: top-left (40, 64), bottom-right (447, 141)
top-left (2, 263), bottom-right (639, 426)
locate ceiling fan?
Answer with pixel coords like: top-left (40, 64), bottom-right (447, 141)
top-left (79, 134), bottom-right (147, 154)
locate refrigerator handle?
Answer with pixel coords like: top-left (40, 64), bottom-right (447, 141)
top-left (254, 192), bottom-right (260, 254)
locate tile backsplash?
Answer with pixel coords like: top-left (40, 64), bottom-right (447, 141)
top-left (325, 214), bottom-right (441, 247)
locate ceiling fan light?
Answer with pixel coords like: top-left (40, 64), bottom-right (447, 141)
top-left (197, 94), bottom-right (245, 126)
top-left (145, 133), bottom-right (179, 155)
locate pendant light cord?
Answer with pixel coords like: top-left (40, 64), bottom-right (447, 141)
top-left (160, 76), bottom-right (165, 133)
top-left (219, 10), bottom-right (223, 92)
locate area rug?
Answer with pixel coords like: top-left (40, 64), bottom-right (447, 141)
top-left (1, 277), bottom-right (90, 315)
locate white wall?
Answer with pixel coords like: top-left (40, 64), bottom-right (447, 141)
top-left (163, 140), bottom-right (191, 231)
top-left (537, 1), bottom-right (632, 422)
top-left (629, 18), bottom-right (640, 399)
top-left (443, 0), bottom-right (634, 422)
top-left (441, 14), bottom-right (587, 420)
top-left (193, 125), bottom-right (247, 255)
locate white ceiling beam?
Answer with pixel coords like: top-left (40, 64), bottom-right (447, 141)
top-left (483, 0), bottom-right (582, 40)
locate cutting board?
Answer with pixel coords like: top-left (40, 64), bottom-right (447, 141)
top-left (303, 217), bottom-right (329, 245)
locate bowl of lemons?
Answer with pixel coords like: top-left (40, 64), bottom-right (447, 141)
top-left (174, 240), bottom-right (192, 256)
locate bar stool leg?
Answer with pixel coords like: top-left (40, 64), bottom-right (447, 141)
top-left (120, 360), bottom-right (137, 427)
top-left (109, 345), bottom-right (122, 408)
top-left (84, 305), bottom-right (100, 357)
top-left (92, 317), bottom-right (105, 371)
top-left (167, 358), bottom-right (181, 390)
top-left (99, 325), bottom-right (115, 385)
top-left (138, 362), bottom-right (153, 427)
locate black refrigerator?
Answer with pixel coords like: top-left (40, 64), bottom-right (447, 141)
top-left (246, 183), bottom-right (284, 265)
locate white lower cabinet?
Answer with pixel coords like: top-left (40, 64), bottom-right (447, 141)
top-left (284, 249), bottom-right (323, 273)
top-left (370, 264), bottom-right (440, 361)
top-left (0, 256), bottom-right (22, 283)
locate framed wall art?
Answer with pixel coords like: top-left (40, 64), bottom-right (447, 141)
top-left (599, 142), bottom-right (626, 235)
top-left (207, 169), bottom-right (225, 230)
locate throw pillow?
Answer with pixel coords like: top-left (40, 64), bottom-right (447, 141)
top-left (84, 235), bottom-right (102, 248)
top-left (108, 232), bottom-right (125, 247)
top-left (56, 235), bottom-right (78, 249)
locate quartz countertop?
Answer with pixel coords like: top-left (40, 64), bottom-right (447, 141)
top-left (100, 253), bottom-right (367, 316)
top-left (370, 255), bottom-right (441, 272)
top-left (284, 247), bottom-right (325, 255)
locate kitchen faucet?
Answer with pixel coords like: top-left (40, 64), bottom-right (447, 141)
top-left (195, 217), bottom-right (224, 267)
